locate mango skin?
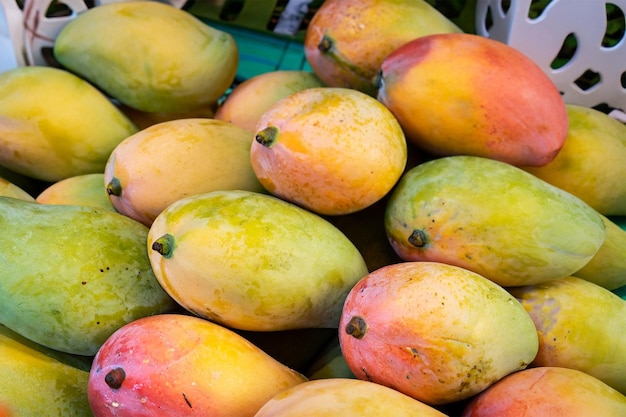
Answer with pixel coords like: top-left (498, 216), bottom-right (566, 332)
top-left (36, 173), bottom-right (115, 211)
top-left (462, 367), bottom-right (626, 417)
top-left (303, 0), bottom-right (460, 96)
top-left (0, 66), bottom-right (138, 182)
top-left (339, 261), bottom-right (539, 406)
top-left (523, 105), bottom-right (626, 216)
top-left (54, 1), bottom-right (238, 113)
top-left (377, 33), bottom-right (568, 167)
top-left (250, 87), bottom-right (408, 216)
top-left (573, 214), bottom-right (626, 290)
top-left (147, 190), bottom-right (369, 331)
top-left (0, 197), bottom-right (177, 356)
top-left (0, 177), bottom-right (34, 201)
top-left (385, 156), bottom-right (606, 287)
top-left (0, 324), bottom-right (93, 417)
top-left (509, 276), bottom-right (626, 394)
top-left (88, 314), bottom-right (307, 417)
top-left (214, 70), bottom-right (326, 132)
top-left (254, 378), bottom-right (447, 417)
top-left (104, 118), bottom-right (265, 227)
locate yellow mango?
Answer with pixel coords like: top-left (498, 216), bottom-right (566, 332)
top-left (104, 118), bottom-right (265, 227)
top-left (0, 66), bottom-right (138, 182)
top-left (509, 276), bottom-right (626, 394)
top-left (254, 378), bottom-right (447, 417)
top-left (147, 190), bottom-right (369, 331)
top-left (523, 105), bottom-right (626, 216)
top-left (36, 173), bottom-right (115, 211)
top-left (53, 1), bottom-right (238, 113)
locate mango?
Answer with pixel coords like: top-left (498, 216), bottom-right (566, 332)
top-left (104, 118), bottom-right (265, 227)
top-left (385, 156), bottom-right (606, 287)
top-left (509, 276), bottom-right (626, 394)
top-left (88, 314), bottom-right (307, 417)
top-left (250, 87), bottom-right (408, 216)
top-left (214, 70), bottom-right (326, 132)
top-left (54, 1), bottom-right (238, 113)
top-left (0, 66), bottom-right (138, 182)
top-left (304, 0), bottom-right (460, 96)
top-left (0, 324), bottom-right (92, 417)
top-left (0, 197), bottom-right (177, 356)
top-left (377, 33), bottom-right (568, 167)
top-left (462, 367), bottom-right (626, 417)
top-left (254, 378), bottom-right (448, 417)
top-left (339, 261), bottom-right (539, 406)
top-left (147, 190), bottom-right (369, 331)
top-left (0, 177), bottom-right (34, 201)
top-left (36, 173), bottom-right (115, 211)
top-left (573, 214), bottom-right (626, 290)
top-left (522, 104), bottom-right (626, 216)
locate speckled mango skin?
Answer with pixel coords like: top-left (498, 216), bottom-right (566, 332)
top-left (254, 378), bottom-right (447, 417)
top-left (338, 261), bottom-right (538, 406)
top-left (0, 325), bottom-right (92, 417)
top-left (463, 367), bottom-right (626, 417)
top-left (385, 156), bottom-right (606, 287)
top-left (522, 105), bottom-right (626, 216)
top-left (250, 87), bottom-right (408, 216)
top-left (0, 66), bottom-right (138, 182)
top-left (147, 190), bottom-right (369, 331)
top-left (0, 197), bottom-right (177, 356)
top-left (88, 314), bottom-right (307, 417)
top-left (509, 276), bottom-right (626, 395)
top-left (54, 1), bottom-right (238, 113)
top-left (377, 33), bottom-right (568, 167)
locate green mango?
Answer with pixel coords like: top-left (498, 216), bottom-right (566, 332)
top-left (0, 324), bottom-right (92, 416)
top-left (0, 66), bottom-right (138, 182)
top-left (147, 190), bottom-right (369, 331)
top-left (385, 156), bottom-right (607, 287)
top-left (0, 197), bottom-right (178, 356)
top-left (53, 1), bottom-right (238, 113)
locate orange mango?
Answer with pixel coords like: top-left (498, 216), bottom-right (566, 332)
top-left (88, 314), bottom-right (307, 417)
top-left (377, 33), bottom-right (568, 167)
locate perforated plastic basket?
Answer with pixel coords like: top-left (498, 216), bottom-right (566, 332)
top-left (475, 0), bottom-right (626, 113)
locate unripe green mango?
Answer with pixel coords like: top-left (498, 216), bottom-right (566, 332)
top-left (0, 324), bottom-right (92, 416)
top-left (147, 190), bottom-right (369, 331)
top-left (0, 197), bottom-right (178, 356)
top-left (0, 66), bottom-right (138, 182)
top-left (385, 156), bottom-right (606, 287)
top-left (53, 1), bottom-right (238, 113)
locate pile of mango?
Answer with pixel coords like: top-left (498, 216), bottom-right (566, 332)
top-left (0, 1), bottom-right (625, 416)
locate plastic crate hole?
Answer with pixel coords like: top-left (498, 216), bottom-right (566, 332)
top-left (574, 69), bottom-right (601, 92)
top-left (550, 32), bottom-right (577, 70)
top-left (604, 3), bottom-right (625, 48)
